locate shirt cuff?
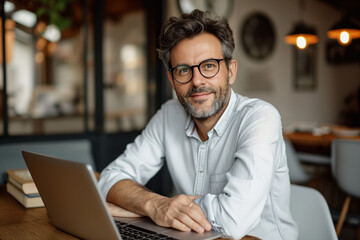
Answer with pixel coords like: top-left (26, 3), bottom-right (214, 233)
top-left (194, 195), bottom-right (229, 237)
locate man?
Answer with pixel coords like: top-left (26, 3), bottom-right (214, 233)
top-left (99, 9), bottom-right (298, 239)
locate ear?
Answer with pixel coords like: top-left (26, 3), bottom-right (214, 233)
top-left (167, 71), bottom-right (175, 89)
top-left (228, 59), bottom-right (237, 86)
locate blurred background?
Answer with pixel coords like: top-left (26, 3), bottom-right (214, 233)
top-left (0, 0), bottom-right (359, 238)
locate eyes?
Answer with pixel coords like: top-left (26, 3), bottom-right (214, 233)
top-left (202, 62), bottom-right (217, 71)
top-left (174, 59), bottom-right (219, 76)
top-left (176, 66), bottom-right (191, 76)
top-left (170, 58), bottom-right (224, 84)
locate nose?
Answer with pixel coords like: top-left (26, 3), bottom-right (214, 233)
top-left (191, 67), bottom-right (206, 86)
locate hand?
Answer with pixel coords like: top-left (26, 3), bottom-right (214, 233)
top-left (147, 194), bottom-right (212, 233)
top-left (106, 202), bottom-right (142, 218)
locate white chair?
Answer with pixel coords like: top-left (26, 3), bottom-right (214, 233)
top-left (284, 138), bottom-right (312, 184)
top-left (290, 184), bottom-right (337, 240)
top-left (331, 139), bottom-right (360, 236)
top-left (297, 152), bottom-right (331, 165)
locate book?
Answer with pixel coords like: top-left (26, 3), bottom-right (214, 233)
top-left (6, 182), bottom-right (44, 208)
top-left (6, 169), bottom-right (39, 195)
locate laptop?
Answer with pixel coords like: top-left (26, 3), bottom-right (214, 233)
top-left (22, 150), bottom-right (222, 240)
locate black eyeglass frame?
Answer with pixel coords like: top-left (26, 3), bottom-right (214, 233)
top-left (168, 58), bottom-right (225, 84)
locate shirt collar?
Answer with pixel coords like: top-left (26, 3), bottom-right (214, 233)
top-left (185, 116), bottom-right (196, 137)
top-left (212, 88), bottom-right (237, 137)
top-left (185, 88), bottom-right (237, 138)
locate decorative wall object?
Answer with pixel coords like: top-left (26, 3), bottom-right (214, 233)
top-left (240, 12), bottom-right (276, 60)
top-left (326, 39), bottom-right (360, 64)
top-left (294, 45), bottom-right (316, 90)
top-left (284, 0), bottom-right (318, 50)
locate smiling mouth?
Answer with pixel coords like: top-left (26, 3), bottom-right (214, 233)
top-left (190, 92), bottom-right (212, 98)
top-left (185, 87), bottom-right (216, 101)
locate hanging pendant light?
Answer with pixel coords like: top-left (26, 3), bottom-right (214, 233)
top-left (327, 15), bottom-right (360, 46)
top-left (284, 0), bottom-right (318, 49)
top-left (285, 21), bottom-right (318, 49)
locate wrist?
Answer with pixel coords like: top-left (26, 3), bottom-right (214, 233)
top-left (143, 194), bottom-right (165, 217)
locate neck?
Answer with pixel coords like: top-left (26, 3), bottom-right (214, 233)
top-left (194, 90), bottom-right (231, 142)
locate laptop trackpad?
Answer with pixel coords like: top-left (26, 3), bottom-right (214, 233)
top-left (114, 217), bottom-right (222, 240)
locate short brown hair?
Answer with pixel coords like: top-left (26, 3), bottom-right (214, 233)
top-left (158, 9), bottom-right (235, 69)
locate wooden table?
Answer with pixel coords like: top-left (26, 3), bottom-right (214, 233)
top-left (284, 131), bottom-right (360, 155)
top-left (0, 186), bottom-right (259, 240)
top-left (0, 185), bottom-right (78, 240)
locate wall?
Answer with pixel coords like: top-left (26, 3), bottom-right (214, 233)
top-left (166, 0), bottom-right (360, 128)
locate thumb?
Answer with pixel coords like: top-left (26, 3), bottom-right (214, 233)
top-left (188, 195), bottom-right (202, 200)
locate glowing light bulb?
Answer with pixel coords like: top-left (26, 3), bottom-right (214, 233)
top-left (339, 31), bottom-right (351, 45)
top-left (296, 36), bottom-right (307, 49)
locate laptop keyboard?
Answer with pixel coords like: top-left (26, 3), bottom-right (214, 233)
top-left (115, 220), bottom-right (178, 240)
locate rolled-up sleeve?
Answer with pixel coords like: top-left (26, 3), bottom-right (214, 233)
top-left (195, 105), bottom-right (282, 239)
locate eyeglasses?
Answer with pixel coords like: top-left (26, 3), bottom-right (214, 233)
top-left (169, 58), bottom-right (225, 84)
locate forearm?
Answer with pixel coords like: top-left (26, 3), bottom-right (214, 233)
top-left (106, 179), bottom-right (211, 233)
top-left (106, 179), bottom-right (163, 217)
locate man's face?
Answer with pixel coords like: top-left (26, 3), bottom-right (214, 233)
top-left (168, 33), bottom-right (237, 119)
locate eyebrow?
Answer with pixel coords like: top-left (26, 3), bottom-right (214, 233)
top-left (172, 57), bottom-right (222, 68)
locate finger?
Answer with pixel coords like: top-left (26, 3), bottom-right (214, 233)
top-left (178, 195), bottom-right (211, 231)
top-left (185, 202), bottom-right (205, 220)
top-left (186, 195), bottom-right (210, 225)
top-left (184, 203), bottom-right (212, 231)
top-left (170, 218), bottom-right (191, 232)
top-left (188, 202), bottom-right (196, 208)
top-left (188, 195), bottom-right (202, 200)
top-left (176, 212), bottom-right (205, 233)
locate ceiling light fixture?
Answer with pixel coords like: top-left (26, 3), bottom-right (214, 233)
top-left (327, 15), bottom-right (360, 46)
top-left (284, 0), bottom-right (318, 49)
top-left (285, 22), bottom-right (318, 49)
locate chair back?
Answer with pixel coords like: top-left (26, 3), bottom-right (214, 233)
top-left (331, 139), bottom-right (360, 198)
top-left (290, 185), bottom-right (337, 240)
top-left (284, 138), bottom-right (311, 183)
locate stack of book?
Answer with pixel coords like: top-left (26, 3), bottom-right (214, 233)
top-left (6, 169), bottom-right (44, 208)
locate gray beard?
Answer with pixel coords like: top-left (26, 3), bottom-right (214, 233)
top-left (177, 77), bottom-right (230, 120)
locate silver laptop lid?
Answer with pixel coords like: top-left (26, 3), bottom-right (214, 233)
top-left (22, 150), bottom-right (121, 240)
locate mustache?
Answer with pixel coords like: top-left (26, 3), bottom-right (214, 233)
top-left (185, 87), bottom-right (216, 98)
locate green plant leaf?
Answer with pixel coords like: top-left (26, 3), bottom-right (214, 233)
top-left (34, 0), bottom-right (73, 31)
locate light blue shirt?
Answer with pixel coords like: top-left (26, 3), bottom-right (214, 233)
top-left (99, 89), bottom-right (298, 239)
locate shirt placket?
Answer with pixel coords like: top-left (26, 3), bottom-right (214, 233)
top-left (194, 141), bottom-right (208, 195)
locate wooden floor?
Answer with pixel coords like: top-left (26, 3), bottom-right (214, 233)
top-left (298, 163), bottom-right (360, 240)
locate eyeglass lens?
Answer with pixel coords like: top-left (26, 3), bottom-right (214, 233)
top-left (172, 59), bottom-right (221, 83)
